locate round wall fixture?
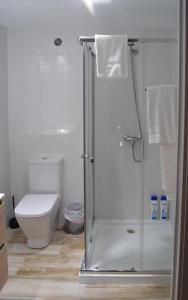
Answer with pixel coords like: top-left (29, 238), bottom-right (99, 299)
top-left (54, 38), bottom-right (62, 46)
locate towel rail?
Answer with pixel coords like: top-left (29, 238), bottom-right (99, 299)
top-left (78, 36), bottom-right (177, 46)
top-left (78, 36), bottom-right (138, 46)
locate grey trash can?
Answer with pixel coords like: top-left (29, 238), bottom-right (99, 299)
top-left (64, 202), bottom-right (84, 234)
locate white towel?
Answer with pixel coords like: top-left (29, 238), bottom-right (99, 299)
top-left (95, 35), bottom-right (128, 78)
top-left (160, 145), bottom-right (177, 201)
top-left (146, 85), bottom-right (177, 144)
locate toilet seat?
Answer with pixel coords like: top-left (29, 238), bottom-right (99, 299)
top-left (15, 194), bottom-right (59, 218)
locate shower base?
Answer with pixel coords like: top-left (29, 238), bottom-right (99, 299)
top-left (79, 219), bottom-right (173, 284)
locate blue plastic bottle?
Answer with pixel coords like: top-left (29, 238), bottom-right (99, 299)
top-left (160, 195), bottom-right (168, 220)
top-left (150, 194), bottom-right (159, 220)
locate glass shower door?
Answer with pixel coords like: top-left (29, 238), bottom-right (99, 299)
top-left (83, 42), bottom-right (144, 272)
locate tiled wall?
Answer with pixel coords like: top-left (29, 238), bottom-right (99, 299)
top-left (143, 42), bottom-right (178, 222)
top-left (7, 32), bottom-right (178, 225)
top-left (93, 42), bottom-right (178, 220)
top-left (6, 1), bottom-right (178, 225)
top-left (0, 25), bottom-right (11, 221)
top-left (8, 32), bottom-right (83, 224)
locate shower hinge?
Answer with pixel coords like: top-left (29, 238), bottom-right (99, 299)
top-left (81, 154), bottom-right (94, 163)
top-left (89, 157), bottom-right (94, 163)
top-left (81, 154), bottom-right (89, 159)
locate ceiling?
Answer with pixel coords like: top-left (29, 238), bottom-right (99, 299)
top-left (0, 0), bottom-right (178, 33)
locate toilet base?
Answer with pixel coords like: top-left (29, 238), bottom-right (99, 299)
top-left (15, 194), bottom-right (61, 249)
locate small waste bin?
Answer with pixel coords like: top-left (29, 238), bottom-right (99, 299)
top-left (64, 202), bottom-right (84, 234)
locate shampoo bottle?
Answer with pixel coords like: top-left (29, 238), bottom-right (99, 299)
top-left (150, 194), bottom-right (159, 220)
top-left (160, 195), bottom-right (168, 220)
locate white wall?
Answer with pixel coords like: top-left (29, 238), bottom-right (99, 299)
top-left (94, 42), bottom-right (178, 220)
top-left (94, 43), bottom-right (144, 219)
top-left (6, 1), bottom-right (178, 225)
top-left (0, 0), bottom-right (178, 34)
top-left (0, 25), bottom-right (11, 221)
top-left (7, 38), bottom-right (178, 225)
top-left (143, 42), bottom-right (178, 222)
top-left (8, 32), bottom-right (84, 224)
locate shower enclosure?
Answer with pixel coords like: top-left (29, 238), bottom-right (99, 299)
top-left (79, 36), bottom-right (178, 284)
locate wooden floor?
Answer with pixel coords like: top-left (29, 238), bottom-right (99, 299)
top-left (0, 228), bottom-right (171, 300)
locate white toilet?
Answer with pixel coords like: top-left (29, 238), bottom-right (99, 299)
top-left (15, 156), bottom-right (63, 249)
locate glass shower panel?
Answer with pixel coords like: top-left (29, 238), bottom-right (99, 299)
top-left (142, 42), bottom-right (178, 271)
top-left (83, 44), bottom-right (94, 269)
top-left (85, 43), bottom-right (144, 271)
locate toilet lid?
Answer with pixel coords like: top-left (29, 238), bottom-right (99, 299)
top-left (15, 194), bottom-right (59, 218)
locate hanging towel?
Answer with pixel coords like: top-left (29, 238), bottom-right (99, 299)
top-left (160, 144), bottom-right (177, 201)
top-left (146, 85), bottom-right (177, 144)
top-left (95, 35), bottom-right (128, 78)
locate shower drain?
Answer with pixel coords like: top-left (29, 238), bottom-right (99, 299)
top-left (127, 229), bottom-right (135, 234)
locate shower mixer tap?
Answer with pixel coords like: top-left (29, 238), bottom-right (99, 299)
top-left (124, 135), bottom-right (142, 146)
top-left (123, 135), bottom-right (143, 163)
